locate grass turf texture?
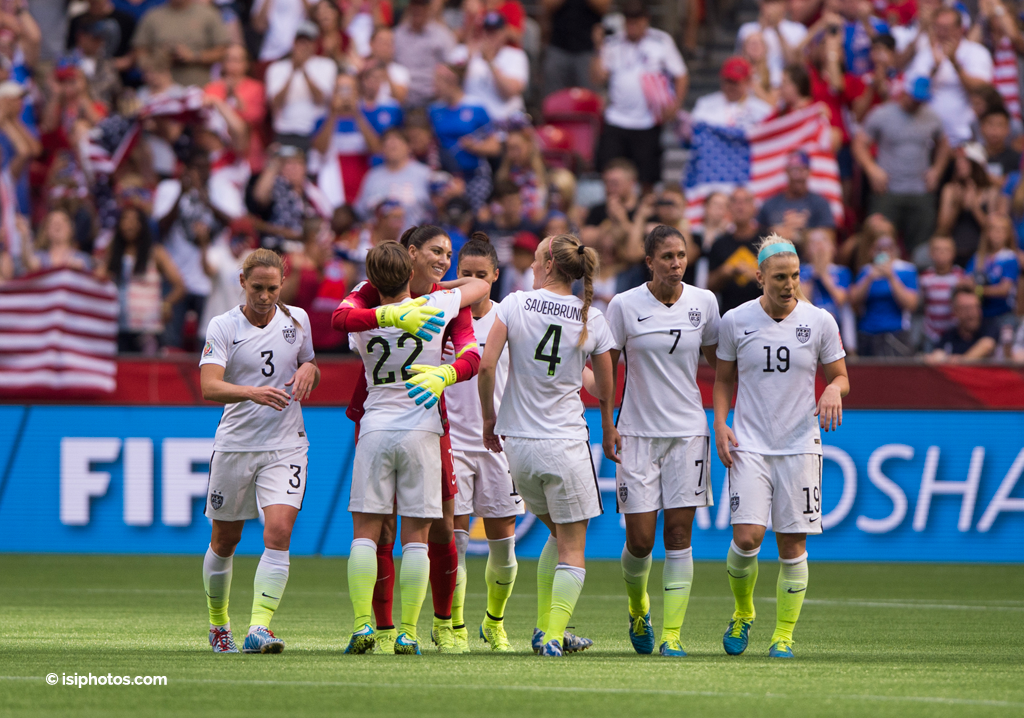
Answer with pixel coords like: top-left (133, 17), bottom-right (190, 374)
top-left (0, 556), bottom-right (1022, 717)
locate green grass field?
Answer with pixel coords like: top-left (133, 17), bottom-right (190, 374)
top-left (0, 555), bottom-right (1022, 717)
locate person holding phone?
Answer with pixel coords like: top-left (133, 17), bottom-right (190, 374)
top-left (848, 232), bottom-right (920, 356)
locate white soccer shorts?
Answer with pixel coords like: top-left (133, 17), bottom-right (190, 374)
top-left (616, 435), bottom-right (713, 513)
top-left (503, 437), bottom-right (602, 524)
top-left (453, 449), bottom-right (525, 518)
top-left (349, 430), bottom-right (443, 519)
top-left (727, 451), bottom-right (823, 535)
top-left (205, 447), bottom-right (307, 521)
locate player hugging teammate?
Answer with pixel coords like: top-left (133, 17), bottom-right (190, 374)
top-left (199, 230), bottom-right (848, 659)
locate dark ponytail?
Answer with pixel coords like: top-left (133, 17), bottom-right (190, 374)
top-left (399, 224), bottom-right (448, 251)
top-left (546, 234), bottom-right (599, 347)
top-left (457, 231), bottom-right (499, 270)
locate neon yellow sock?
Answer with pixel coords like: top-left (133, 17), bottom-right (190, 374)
top-left (536, 536), bottom-right (558, 631)
top-left (661, 547), bottom-right (693, 643)
top-left (726, 541), bottom-right (759, 620)
top-left (250, 548), bottom-right (288, 630)
top-left (203, 545), bottom-right (232, 627)
top-left (347, 539), bottom-right (377, 632)
top-left (621, 545), bottom-right (652, 618)
top-left (485, 536), bottom-right (518, 620)
top-left (544, 564), bottom-right (585, 645)
top-left (399, 543), bottom-right (430, 640)
top-left (452, 530), bottom-right (469, 627)
top-left (774, 553), bottom-right (809, 642)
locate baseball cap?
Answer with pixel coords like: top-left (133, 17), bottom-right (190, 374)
top-left (721, 56), bottom-right (752, 82)
top-left (512, 231), bottom-right (540, 253)
top-left (908, 76), bottom-right (932, 102)
top-left (621, 0), bottom-right (648, 19)
top-left (482, 11), bottom-right (506, 31)
top-left (786, 150), bottom-right (810, 168)
top-left (961, 142), bottom-right (987, 167)
top-left (295, 20), bottom-right (319, 40)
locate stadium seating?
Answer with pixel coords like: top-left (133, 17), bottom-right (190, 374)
top-left (541, 88), bottom-right (603, 171)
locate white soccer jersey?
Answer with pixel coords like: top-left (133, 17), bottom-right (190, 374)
top-left (444, 301), bottom-right (509, 451)
top-left (495, 289), bottom-right (616, 441)
top-left (350, 289), bottom-right (463, 436)
top-left (716, 299), bottom-right (845, 456)
top-left (606, 283), bottom-right (720, 438)
top-left (200, 305), bottom-right (315, 452)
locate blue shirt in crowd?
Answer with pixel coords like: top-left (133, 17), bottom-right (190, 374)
top-left (429, 100), bottom-right (491, 176)
top-left (855, 259), bottom-right (918, 335)
top-left (965, 249), bottom-right (1019, 318)
top-left (801, 263), bottom-right (852, 322)
top-left (845, 16), bottom-right (889, 76)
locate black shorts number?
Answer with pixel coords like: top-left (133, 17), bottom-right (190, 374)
top-left (261, 350), bottom-right (274, 377)
top-left (802, 485), bottom-right (821, 514)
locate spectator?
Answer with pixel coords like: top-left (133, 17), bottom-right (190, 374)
top-left (741, 31), bottom-right (777, 106)
top-left (0, 80), bottom-right (40, 187)
top-left (343, 198), bottom-right (405, 283)
top-left (979, 107), bottom-right (1020, 185)
top-left (919, 234), bottom-right (965, 348)
top-left (690, 56), bottom-right (772, 130)
top-left (648, 183), bottom-right (698, 284)
top-left (1012, 320), bottom-right (1024, 362)
top-left (66, 0), bottom-right (136, 73)
top-left (251, 0), bottom-right (307, 66)
top-left (801, 227), bottom-right (851, 319)
top-left (354, 128), bottom-right (432, 229)
top-left (495, 126), bottom-right (547, 224)
top-left (495, 228), bottom-right (537, 297)
top-left (249, 144), bottom-right (332, 250)
top-left (71, 21), bottom-right (122, 111)
top-left (474, 177), bottom-right (537, 269)
top-left (691, 190), bottom-right (731, 288)
top-left (205, 44), bottom-right (267, 171)
top-left (96, 205), bottom-right (185, 354)
top-left (313, 70), bottom-right (396, 210)
top-left (265, 21), bottom-right (337, 147)
top-left (772, 62), bottom-right (815, 116)
top-left (439, 195), bottom-right (474, 279)
top-left (736, 0), bottom-right (808, 90)
top-left (449, 12), bottom-right (529, 123)
top-left (858, 33), bottom-right (901, 111)
top-left (757, 149), bottom-right (836, 249)
top-left (548, 166), bottom-right (586, 228)
top-left (39, 64), bottom-right (107, 165)
top-left (584, 157), bottom-right (640, 229)
top-left (707, 186), bottom-right (764, 314)
top-left (838, 0), bottom-right (889, 76)
top-left (807, 23), bottom-right (866, 164)
top-left (904, 6), bottom-right (993, 146)
top-left (937, 142), bottom-right (1001, 266)
top-left (849, 231), bottom-right (920, 356)
top-left (925, 286), bottom-right (998, 363)
top-left (343, 0), bottom-right (394, 59)
top-left (969, 0), bottom-right (1024, 123)
top-left (429, 62), bottom-right (500, 210)
top-left (132, 0), bottom-right (229, 88)
top-left (311, 0), bottom-right (354, 70)
top-left (1003, 156), bottom-right (1024, 242)
top-left (593, 0), bottom-right (687, 188)
top-left (589, 219), bottom-right (629, 312)
top-left (459, 0), bottom-right (527, 47)
top-left (542, 0), bottom-right (608, 95)
top-left (394, 0), bottom-right (456, 107)
top-left (838, 211), bottom-right (896, 276)
top-left (198, 217), bottom-right (254, 339)
top-left (964, 212), bottom-right (1020, 327)
top-left (405, 108), bottom-right (441, 170)
top-left (369, 27), bottom-right (410, 105)
top-left (20, 209), bottom-right (93, 273)
top-left (853, 75), bottom-right (949, 257)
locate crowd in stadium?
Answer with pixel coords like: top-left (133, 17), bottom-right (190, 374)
top-left (0, 0), bottom-right (1022, 362)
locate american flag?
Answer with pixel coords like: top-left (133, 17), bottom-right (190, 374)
top-left (641, 72), bottom-right (675, 119)
top-left (0, 268), bottom-right (118, 395)
top-left (684, 103), bottom-right (844, 228)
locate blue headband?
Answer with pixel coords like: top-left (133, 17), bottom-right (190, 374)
top-left (757, 242), bottom-right (797, 264)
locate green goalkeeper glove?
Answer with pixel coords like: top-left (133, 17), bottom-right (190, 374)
top-left (405, 363), bottom-right (458, 409)
top-left (376, 297), bottom-right (445, 341)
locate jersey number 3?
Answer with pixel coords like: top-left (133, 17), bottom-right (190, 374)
top-left (366, 333), bottom-right (424, 385)
top-left (535, 324), bottom-right (562, 376)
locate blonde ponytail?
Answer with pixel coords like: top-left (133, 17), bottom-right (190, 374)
top-left (547, 233), bottom-right (600, 346)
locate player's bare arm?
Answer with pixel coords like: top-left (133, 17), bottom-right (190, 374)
top-left (712, 358), bottom-right (739, 467)
top-left (478, 316), bottom-right (508, 454)
top-left (815, 357), bottom-right (849, 432)
top-left (200, 364), bottom-right (291, 411)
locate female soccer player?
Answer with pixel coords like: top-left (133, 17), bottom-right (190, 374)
top-left (604, 225), bottom-right (721, 658)
top-left (444, 234), bottom-right (524, 653)
top-left (331, 225), bottom-right (480, 653)
top-left (479, 233), bottom-right (620, 657)
top-left (713, 234), bottom-right (849, 659)
top-left (346, 242), bottom-right (489, 655)
top-left (199, 249), bottom-right (321, 654)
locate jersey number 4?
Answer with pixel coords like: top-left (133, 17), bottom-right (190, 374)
top-left (366, 333), bottom-right (424, 385)
top-left (535, 324), bottom-right (562, 376)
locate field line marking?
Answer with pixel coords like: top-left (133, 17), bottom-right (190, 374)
top-left (1, 676), bottom-right (1021, 708)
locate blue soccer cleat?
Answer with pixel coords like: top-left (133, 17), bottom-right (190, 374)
top-left (561, 630), bottom-right (593, 654)
top-left (532, 628), bottom-right (545, 654)
top-left (344, 624), bottom-right (375, 654)
top-left (659, 639), bottom-right (687, 657)
top-left (242, 626), bottom-right (284, 654)
top-left (723, 617), bottom-right (754, 656)
top-left (769, 639), bottom-right (795, 658)
top-left (394, 632), bottom-right (422, 655)
top-left (539, 638), bottom-right (563, 657)
top-left (628, 611), bottom-right (655, 655)
top-left (209, 625), bottom-right (238, 654)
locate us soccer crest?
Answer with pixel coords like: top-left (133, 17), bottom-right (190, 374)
top-left (210, 491), bottom-right (224, 511)
top-left (618, 484), bottom-right (628, 504)
top-left (796, 325), bottom-right (811, 344)
top-left (730, 494), bottom-right (740, 513)
top-left (282, 326), bottom-right (296, 344)
top-left (688, 308), bottom-right (701, 327)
